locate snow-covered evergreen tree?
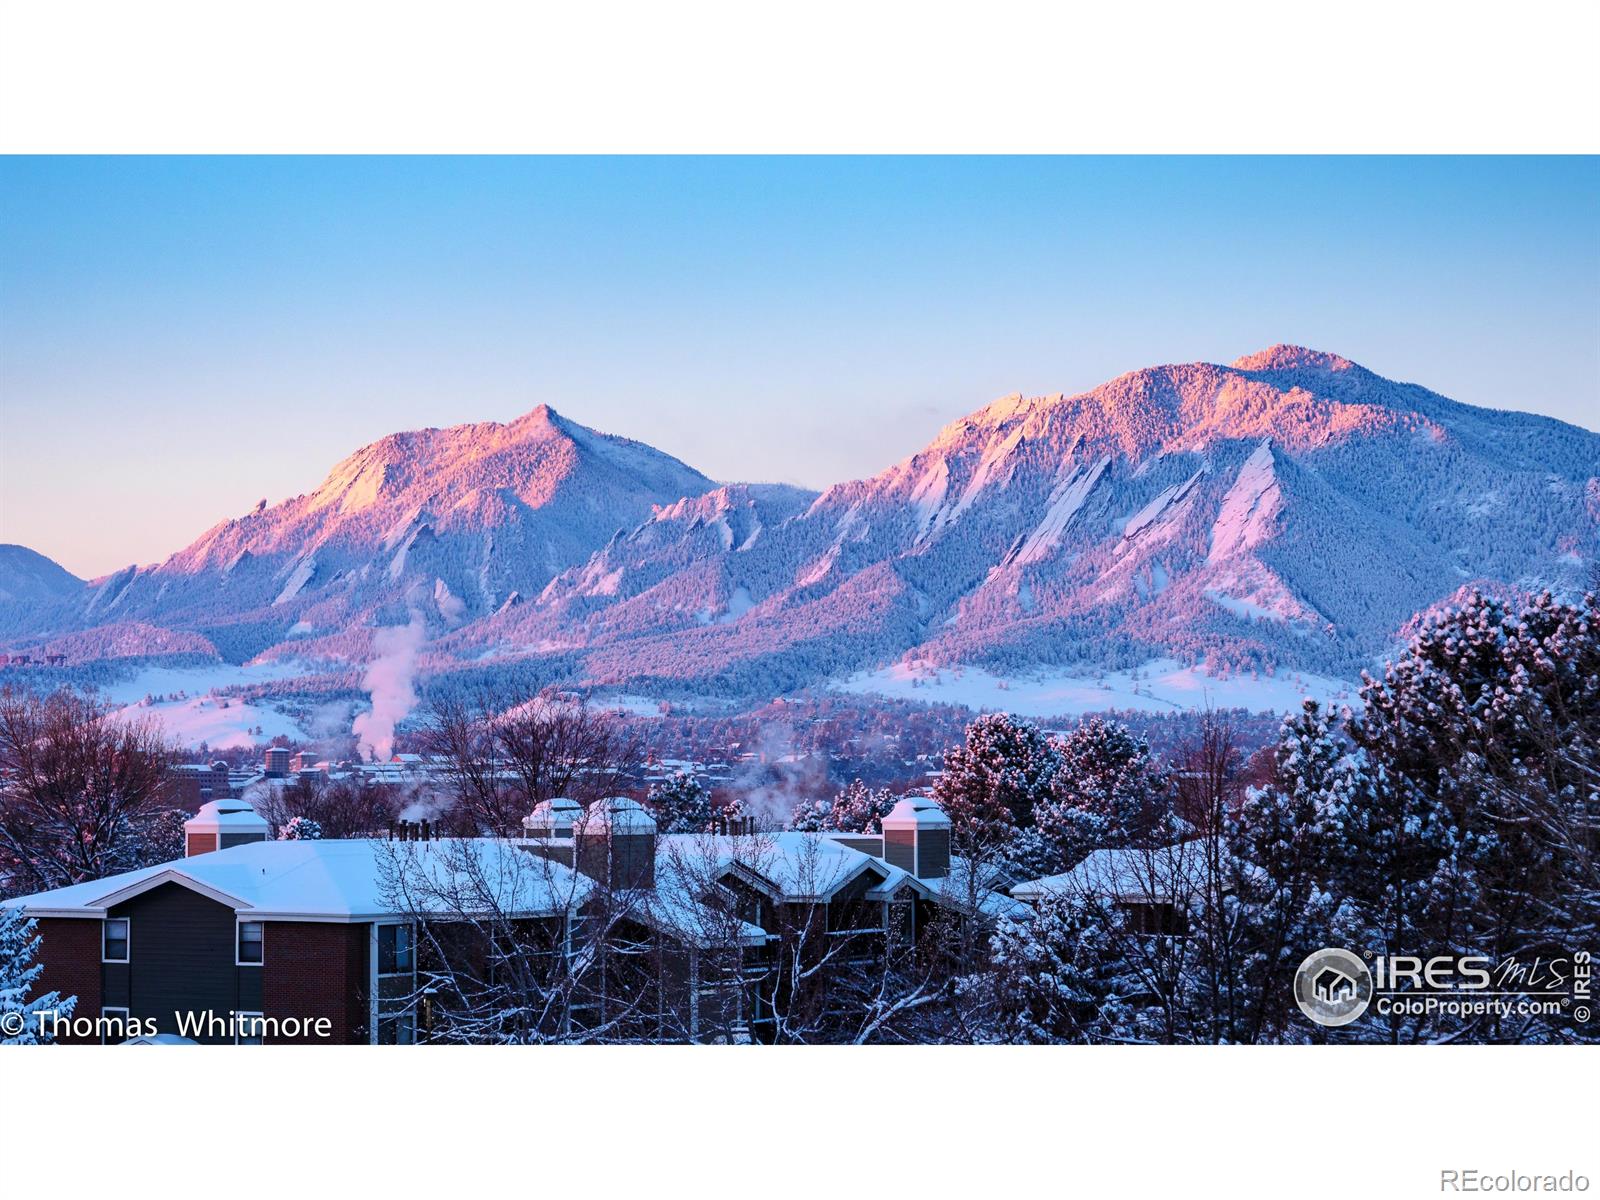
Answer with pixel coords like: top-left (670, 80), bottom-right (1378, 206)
top-left (1036, 717), bottom-right (1171, 867)
top-left (1346, 588), bottom-right (1600, 1042)
top-left (1217, 700), bottom-right (1367, 1043)
top-left (933, 713), bottom-right (1060, 852)
top-left (998, 825), bottom-right (1065, 881)
top-left (989, 893), bottom-right (1133, 1043)
top-left (0, 907), bottom-right (75, 1045)
top-left (645, 770), bottom-right (715, 834)
top-left (828, 779), bottom-right (898, 833)
top-left (279, 815), bottom-right (324, 840)
top-left (787, 796), bottom-right (833, 832)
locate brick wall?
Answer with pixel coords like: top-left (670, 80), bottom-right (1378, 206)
top-left (33, 918), bottom-right (102, 1044)
top-left (262, 922), bottom-right (369, 1044)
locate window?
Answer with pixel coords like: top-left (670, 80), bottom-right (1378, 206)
top-left (377, 923), bottom-right (414, 975)
top-left (102, 917), bottom-right (130, 962)
top-left (376, 1012), bottom-right (415, 1045)
top-left (236, 1012), bottom-right (265, 1045)
top-left (1119, 900), bottom-right (1185, 936)
top-left (100, 1007), bottom-right (130, 1045)
top-left (236, 921), bottom-right (264, 965)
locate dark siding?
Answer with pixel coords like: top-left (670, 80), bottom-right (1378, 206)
top-left (612, 833), bottom-right (655, 889)
top-left (109, 882), bottom-right (241, 1043)
top-left (238, 968), bottom-right (263, 1011)
top-left (830, 835), bottom-right (884, 856)
top-left (575, 832), bottom-right (656, 889)
top-left (918, 828), bottom-right (951, 879)
top-left (830, 871), bottom-right (875, 903)
top-left (103, 961), bottom-right (131, 1007)
top-left (883, 829), bottom-right (916, 873)
top-left (219, 831), bottom-right (266, 850)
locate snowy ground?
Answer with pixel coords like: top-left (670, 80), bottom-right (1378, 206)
top-left (94, 660), bottom-right (310, 706)
top-left (831, 658), bottom-right (1357, 717)
top-left (99, 661), bottom-right (310, 749)
top-left (594, 693), bottom-right (669, 717)
top-left (119, 694), bottom-right (305, 749)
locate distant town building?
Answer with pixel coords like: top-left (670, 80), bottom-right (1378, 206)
top-left (262, 747), bottom-right (291, 778)
top-left (163, 761), bottom-right (234, 810)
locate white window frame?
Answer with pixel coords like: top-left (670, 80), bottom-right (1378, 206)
top-left (102, 917), bottom-right (131, 963)
top-left (235, 1011), bottom-right (265, 1045)
top-left (370, 921), bottom-right (418, 1045)
top-left (235, 919), bottom-right (265, 966)
top-left (100, 1006), bottom-right (130, 1045)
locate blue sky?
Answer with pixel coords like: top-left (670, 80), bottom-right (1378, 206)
top-left (2, 156), bottom-right (1596, 579)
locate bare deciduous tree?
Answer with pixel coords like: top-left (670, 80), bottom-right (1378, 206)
top-left (0, 687), bottom-right (176, 895)
top-left (422, 688), bottom-right (639, 834)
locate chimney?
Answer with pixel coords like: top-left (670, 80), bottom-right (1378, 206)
top-left (574, 797), bottom-right (656, 890)
top-left (880, 796), bottom-right (951, 880)
top-left (184, 798), bottom-right (269, 857)
top-left (522, 796), bottom-right (582, 839)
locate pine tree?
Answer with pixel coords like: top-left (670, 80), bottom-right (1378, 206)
top-left (0, 907), bottom-right (75, 1045)
top-left (827, 779), bottom-right (897, 833)
top-left (1346, 589), bottom-right (1600, 1042)
top-left (645, 770), bottom-right (715, 834)
top-left (933, 713), bottom-right (1061, 852)
top-left (989, 893), bottom-right (1133, 1043)
top-left (787, 796), bottom-right (833, 832)
top-left (1036, 718), bottom-right (1171, 867)
top-left (1220, 700), bottom-right (1366, 1043)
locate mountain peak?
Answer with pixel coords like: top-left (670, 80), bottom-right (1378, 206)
top-left (1229, 344), bottom-right (1359, 373)
top-left (514, 402), bottom-right (562, 428)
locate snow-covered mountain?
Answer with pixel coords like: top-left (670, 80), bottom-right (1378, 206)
top-left (6, 347), bottom-right (1597, 701)
top-left (2, 406), bottom-right (714, 661)
top-left (0, 544), bottom-right (83, 607)
top-left (466, 346), bottom-right (1598, 695)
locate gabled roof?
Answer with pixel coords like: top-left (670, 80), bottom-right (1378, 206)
top-left (658, 832), bottom-right (889, 903)
top-left (1010, 842), bottom-right (1208, 904)
top-left (3, 838), bottom-right (592, 923)
top-left (925, 858), bottom-right (1035, 921)
top-left (622, 880), bottom-right (771, 949)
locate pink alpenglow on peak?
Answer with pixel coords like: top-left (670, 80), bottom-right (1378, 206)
top-left (1229, 344), bottom-right (1360, 373)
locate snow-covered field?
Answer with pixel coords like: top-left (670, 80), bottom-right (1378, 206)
top-left (832, 658), bottom-right (1356, 717)
top-left (95, 660), bottom-right (309, 706)
top-left (99, 661), bottom-right (310, 749)
top-left (119, 694), bottom-right (304, 749)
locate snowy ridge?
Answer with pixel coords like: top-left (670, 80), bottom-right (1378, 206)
top-left (4, 346), bottom-right (1596, 709)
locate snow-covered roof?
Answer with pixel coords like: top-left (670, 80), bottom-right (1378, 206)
top-left (1010, 842), bottom-right (1208, 904)
top-left (625, 878), bottom-right (770, 949)
top-left (523, 796), bottom-right (583, 832)
top-left (3, 838), bottom-right (591, 923)
top-left (880, 795), bottom-right (951, 830)
top-left (654, 832), bottom-right (1018, 920)
top-left (657, 831), bottom-right (884, 902)
top-left (578, 795), bottom-right (657, 834)
top-left (185, 798), bottom-right (269, 832)
top-left (926, 858), bottom-right (1035, 921)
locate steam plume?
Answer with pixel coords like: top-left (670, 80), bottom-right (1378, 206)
top-left (353, 616), bottom-right (425, 761)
